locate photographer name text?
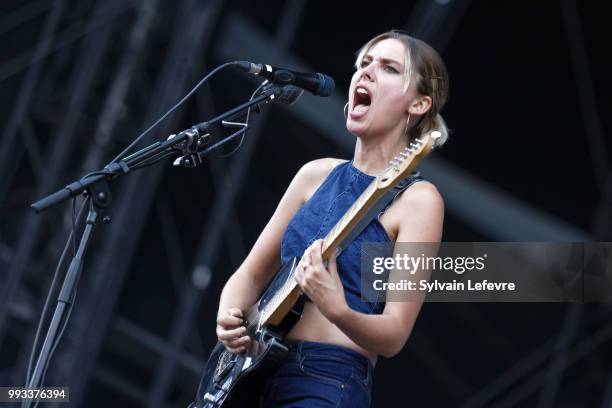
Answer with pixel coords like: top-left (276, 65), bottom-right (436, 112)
top-left (373, 279), bottom-right (516, 292)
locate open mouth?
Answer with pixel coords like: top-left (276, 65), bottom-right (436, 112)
top-left (352, 86), bottom-right (371, 116)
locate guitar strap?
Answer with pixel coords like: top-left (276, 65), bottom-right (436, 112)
top-left (335, 171), bottom-right (422, 256)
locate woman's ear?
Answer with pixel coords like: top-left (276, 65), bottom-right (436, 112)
top-left (408, 95), bottom-right (432, 116)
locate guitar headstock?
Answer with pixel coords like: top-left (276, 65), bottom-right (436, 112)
top-left (376, 131), bottom-right (441, 190)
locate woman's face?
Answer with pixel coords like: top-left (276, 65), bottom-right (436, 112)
top-left (347, 38), bottom-right (417, 138)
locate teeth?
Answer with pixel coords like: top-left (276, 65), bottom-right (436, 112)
top-left (356, 87), bottom-right (368, 95)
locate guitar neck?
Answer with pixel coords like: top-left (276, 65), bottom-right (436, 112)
top-left (258, 132), bottom-right (439, 327)
top-left (259, 175), bottom-right (389, 325)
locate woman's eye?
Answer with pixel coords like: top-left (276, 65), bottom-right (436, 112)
top-left (385, 65), bottom-right (399, 73)
top-left (360, 60), bottom-right (370, 68)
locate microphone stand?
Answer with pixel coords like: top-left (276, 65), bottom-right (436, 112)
top-left (23, 84), bottom-right (284, 407)
top-left (23, 196), bottom-right (99, 408)
top-left (32, 85), bottom-right (281, 212)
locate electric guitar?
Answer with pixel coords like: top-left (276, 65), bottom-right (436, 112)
top-left (193, 131), bottom-right (441, 407)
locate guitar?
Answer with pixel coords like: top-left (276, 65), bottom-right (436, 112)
top-left (193, 131), bottom-right (441, 407)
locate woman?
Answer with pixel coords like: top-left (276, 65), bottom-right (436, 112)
top-left (215, 30), bottom-right (449, 406)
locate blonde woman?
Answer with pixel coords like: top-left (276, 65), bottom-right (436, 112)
top-left (216, 30), bottom-right (449, 407)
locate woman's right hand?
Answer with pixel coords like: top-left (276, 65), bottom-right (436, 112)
top-left (216, 307), bottom-right (251, 353)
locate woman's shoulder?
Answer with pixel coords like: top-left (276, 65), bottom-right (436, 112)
top-left (394, 180), bottom-right (445, 232)
top-left (295, 157), bottom-right (347, 186)
top-left (382, 180), bottom-right (444, 242)
top-left (299, 157), bottom-right (347, 178)
top-left (292, 158), bottom-right (348, 202)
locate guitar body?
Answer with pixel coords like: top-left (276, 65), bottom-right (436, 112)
top-left (195, 258), bottom-right (302, 408)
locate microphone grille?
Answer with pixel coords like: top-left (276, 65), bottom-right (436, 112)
top-left (316, 73), bottom-right (335, 97)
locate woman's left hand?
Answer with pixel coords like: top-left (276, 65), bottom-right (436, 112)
top-left (294, 239), bottom-right (347, 322)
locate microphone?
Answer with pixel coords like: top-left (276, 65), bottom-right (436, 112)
top-left (235, 61), bottom-right (335, 97)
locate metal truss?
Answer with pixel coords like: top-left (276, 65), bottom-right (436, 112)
top-left (460, 307), bottom-right (612, 407)
top-left (0, 0), bottom-right (125, 342)
top-left (6, 0), bottom-right (162, 387)
top-left (0, 0), bottom-right (64, 202)
top-left (560, 0), bottom-right (612, 240)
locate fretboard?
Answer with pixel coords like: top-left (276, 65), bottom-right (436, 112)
top-left (259, 174), bottom-right (387, 325)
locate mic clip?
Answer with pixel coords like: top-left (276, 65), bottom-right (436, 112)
top-left (172, 120), bottom-right (248, 168)
top-left (172, 81), bottom-right (292, 168)
top-left (171, 126), bottom-right (211, 168)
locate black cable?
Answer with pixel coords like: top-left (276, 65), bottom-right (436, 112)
top-left (23, 196), bottom-right (89, 402)
top-left (71, 63), bottom-right (241, 185)
top-left (214, 80), bottom-right (267, 158)
top-left (130, 150), bottom-right (179, 170)
top-left (71, 197), bottom-right (77, 255)
top-left (82, 64), bottom-right (265, 179)
top-left (109, 61), bottom-right (239, 165)
top-left (79, 170), bottom-right (111, 180)
top-left (195, 128), bottom-right (249, 159)
top-left (130, 80), bottom-right (269, 169)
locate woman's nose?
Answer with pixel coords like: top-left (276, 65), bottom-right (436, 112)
top-left (360, 68), bottom-right (373, 82)
top-left (360, 63), bottom-right (375, 81)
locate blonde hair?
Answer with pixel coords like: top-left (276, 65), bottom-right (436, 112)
top-left (355, 30), bottom-right (450, 146)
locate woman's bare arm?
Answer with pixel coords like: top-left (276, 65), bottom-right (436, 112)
top-left (216, 158), bottom-right (343, 351)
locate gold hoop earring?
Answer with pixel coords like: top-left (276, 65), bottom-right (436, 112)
top-left (404, 114), bottom-right (411, 136)
top-left (343, 102), bottom-right (349, 119)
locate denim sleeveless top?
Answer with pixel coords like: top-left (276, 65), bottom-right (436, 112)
top-left (281, 160), bottom-right (422, 315)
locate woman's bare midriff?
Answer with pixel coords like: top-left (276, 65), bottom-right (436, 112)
top-left (285, 302), bottom-right (378, 367)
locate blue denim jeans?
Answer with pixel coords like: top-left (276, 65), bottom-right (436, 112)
top-left (261, 340), bottom-right (374, 407)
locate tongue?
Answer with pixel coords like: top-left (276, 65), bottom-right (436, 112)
top-left (354, 104), bottom-right (369, 113)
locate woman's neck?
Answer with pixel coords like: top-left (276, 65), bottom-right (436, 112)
top-left (352, 131), bottom-right (407, 176)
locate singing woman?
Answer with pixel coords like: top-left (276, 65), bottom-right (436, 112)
top-left (215, 29), bottom-right (449, 407)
